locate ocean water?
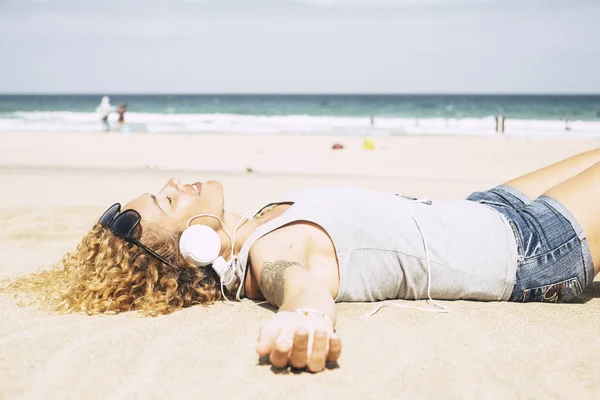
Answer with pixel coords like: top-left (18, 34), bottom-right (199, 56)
top-left (1, 94), bottom-right (599, 136)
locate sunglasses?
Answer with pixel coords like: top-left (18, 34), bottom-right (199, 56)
top-left (99, 203), bottom-right (174, 268)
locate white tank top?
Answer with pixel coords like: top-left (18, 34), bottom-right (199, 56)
top-left (235, 187), bottom-right (517, 302)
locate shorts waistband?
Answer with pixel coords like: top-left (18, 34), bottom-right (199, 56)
top-left (495, 184), bottom-right (532, 205)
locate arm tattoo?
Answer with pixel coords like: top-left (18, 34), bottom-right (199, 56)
top-left (259, 260), bottom-right (303, 307)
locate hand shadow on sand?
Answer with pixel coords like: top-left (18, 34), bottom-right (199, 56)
top-left (258, 356), bottom-right (340, 375)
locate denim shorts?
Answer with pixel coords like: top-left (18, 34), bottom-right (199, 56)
top-left (467, 185), bottom-right (595, 303)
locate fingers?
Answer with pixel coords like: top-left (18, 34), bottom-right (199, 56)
top-left (269, 328), bottom-right (293, 368)
top-left (256, 323), bottom-right (280, 357)
top-left (307, 330), bottom-right (328, 373)
top-left (289, 328), bottom-right (309, 369)
top-left (257, 313), bottom-right (341, 373)
top-left (326, 332), bottom-right (342, 361)
top-left (271, 329), bottom-right (341, 372)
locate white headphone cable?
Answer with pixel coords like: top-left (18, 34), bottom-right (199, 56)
top-left (364, 200), bottom-right (451, 317)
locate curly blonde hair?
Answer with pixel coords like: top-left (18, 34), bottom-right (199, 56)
top-left (2, 222), bottom-right (229, 316)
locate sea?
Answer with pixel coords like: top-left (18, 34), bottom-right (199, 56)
top-left (1, 94), bottom-right (599, 137)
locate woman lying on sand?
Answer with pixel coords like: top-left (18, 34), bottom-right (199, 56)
top-left (4, 149), bottom-right (600, 373)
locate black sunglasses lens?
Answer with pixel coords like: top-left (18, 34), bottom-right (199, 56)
top-left (100, 203), bottom-right (121, 226)
top-left (112, 210), bottom-right (141, 238)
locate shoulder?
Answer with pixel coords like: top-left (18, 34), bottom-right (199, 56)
top-left (243, 225), bottom-right (308, 300)
top-left (248, 222), bottom-right (313, 275)
top-left (249, 224), bottom-right (308, 268)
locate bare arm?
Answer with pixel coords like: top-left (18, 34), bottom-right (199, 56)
top-left (250, 236), bottom-right (342, 372)
top-left (259, 259), bottom-right (336, 327)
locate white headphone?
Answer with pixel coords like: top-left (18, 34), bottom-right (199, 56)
top-left (178, 214), bottom-right (247, 295)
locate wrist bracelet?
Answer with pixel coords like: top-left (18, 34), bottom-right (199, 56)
top-left (294, 308), bottom-right (335, 332)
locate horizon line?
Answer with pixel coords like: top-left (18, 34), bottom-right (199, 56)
top-left (2, 92), bottom-right (600, 97)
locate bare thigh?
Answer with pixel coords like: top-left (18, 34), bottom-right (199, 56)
top-left (505, 147), bottom-right (600, 200)
top-left (543, 161), bottom-right (600, 276)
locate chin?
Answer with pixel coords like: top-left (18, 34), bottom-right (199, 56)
top-left (206, 180), bottom-right (223, 191)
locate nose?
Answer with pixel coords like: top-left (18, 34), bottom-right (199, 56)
top-left (164, 178), bottom-right (184, 192)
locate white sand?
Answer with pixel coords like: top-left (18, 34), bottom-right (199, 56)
top-left (1, 132), bottom-right (599, 399)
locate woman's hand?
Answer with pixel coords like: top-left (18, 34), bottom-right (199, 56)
top-left (256, 311), bottom-right (342, 373)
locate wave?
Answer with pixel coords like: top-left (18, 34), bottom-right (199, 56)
top-left (1, 111), bottom-right (599, 136)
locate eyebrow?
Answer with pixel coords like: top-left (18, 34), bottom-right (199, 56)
top-left (145, 194), bottom-right (166, 214)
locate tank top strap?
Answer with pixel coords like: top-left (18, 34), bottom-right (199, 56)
top-left (235, 200), bottom-right (299, 300)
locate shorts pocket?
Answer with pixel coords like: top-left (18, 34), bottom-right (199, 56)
top-left (508, 220), bottom-right (525, 262)
top-left (522, 277), bottom-right (583, 303)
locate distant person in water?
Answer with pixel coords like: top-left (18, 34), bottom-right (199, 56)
top-left (117, 102), bottom-right (128, 132)
top-left (96, 96), bottom-right (114, 132)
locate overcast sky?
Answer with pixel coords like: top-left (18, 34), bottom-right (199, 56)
top-left (0, 0), bottom-right (599, 94)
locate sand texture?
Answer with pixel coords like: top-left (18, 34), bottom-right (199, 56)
top-left (1, 132), bottom-right (599, 399)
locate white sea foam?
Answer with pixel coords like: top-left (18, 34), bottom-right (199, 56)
top-left (1, 111), bottom-right (599, 137)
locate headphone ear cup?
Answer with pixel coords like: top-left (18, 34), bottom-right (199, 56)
top-left (179, 225), bottom-right (222, 267)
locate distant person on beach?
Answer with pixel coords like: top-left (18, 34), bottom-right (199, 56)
top-left (5, 149), bottom-right (600, 372)
top-left (96, 96), bottom-right (114, 132)
top-left (495, 114), bottom-right (506, 134)
top-left (565, 117), bottom-right (572, 132)
top-left (117, 102), bottom-right (128, 132)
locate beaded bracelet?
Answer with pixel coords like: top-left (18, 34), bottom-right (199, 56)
top-left (294, 308), bottom-right (335, 332)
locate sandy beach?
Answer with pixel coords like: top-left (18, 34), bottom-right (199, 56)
top-left (1, 131), bottom-right (600, 399)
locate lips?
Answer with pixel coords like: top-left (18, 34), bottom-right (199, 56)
top-left (192, 182), bottom-right (203, 196)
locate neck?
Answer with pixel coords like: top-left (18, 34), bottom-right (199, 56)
top-left (220, 203), bottom-right (287, 260)
top-left (220, 210), bottom-right (260, 260)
